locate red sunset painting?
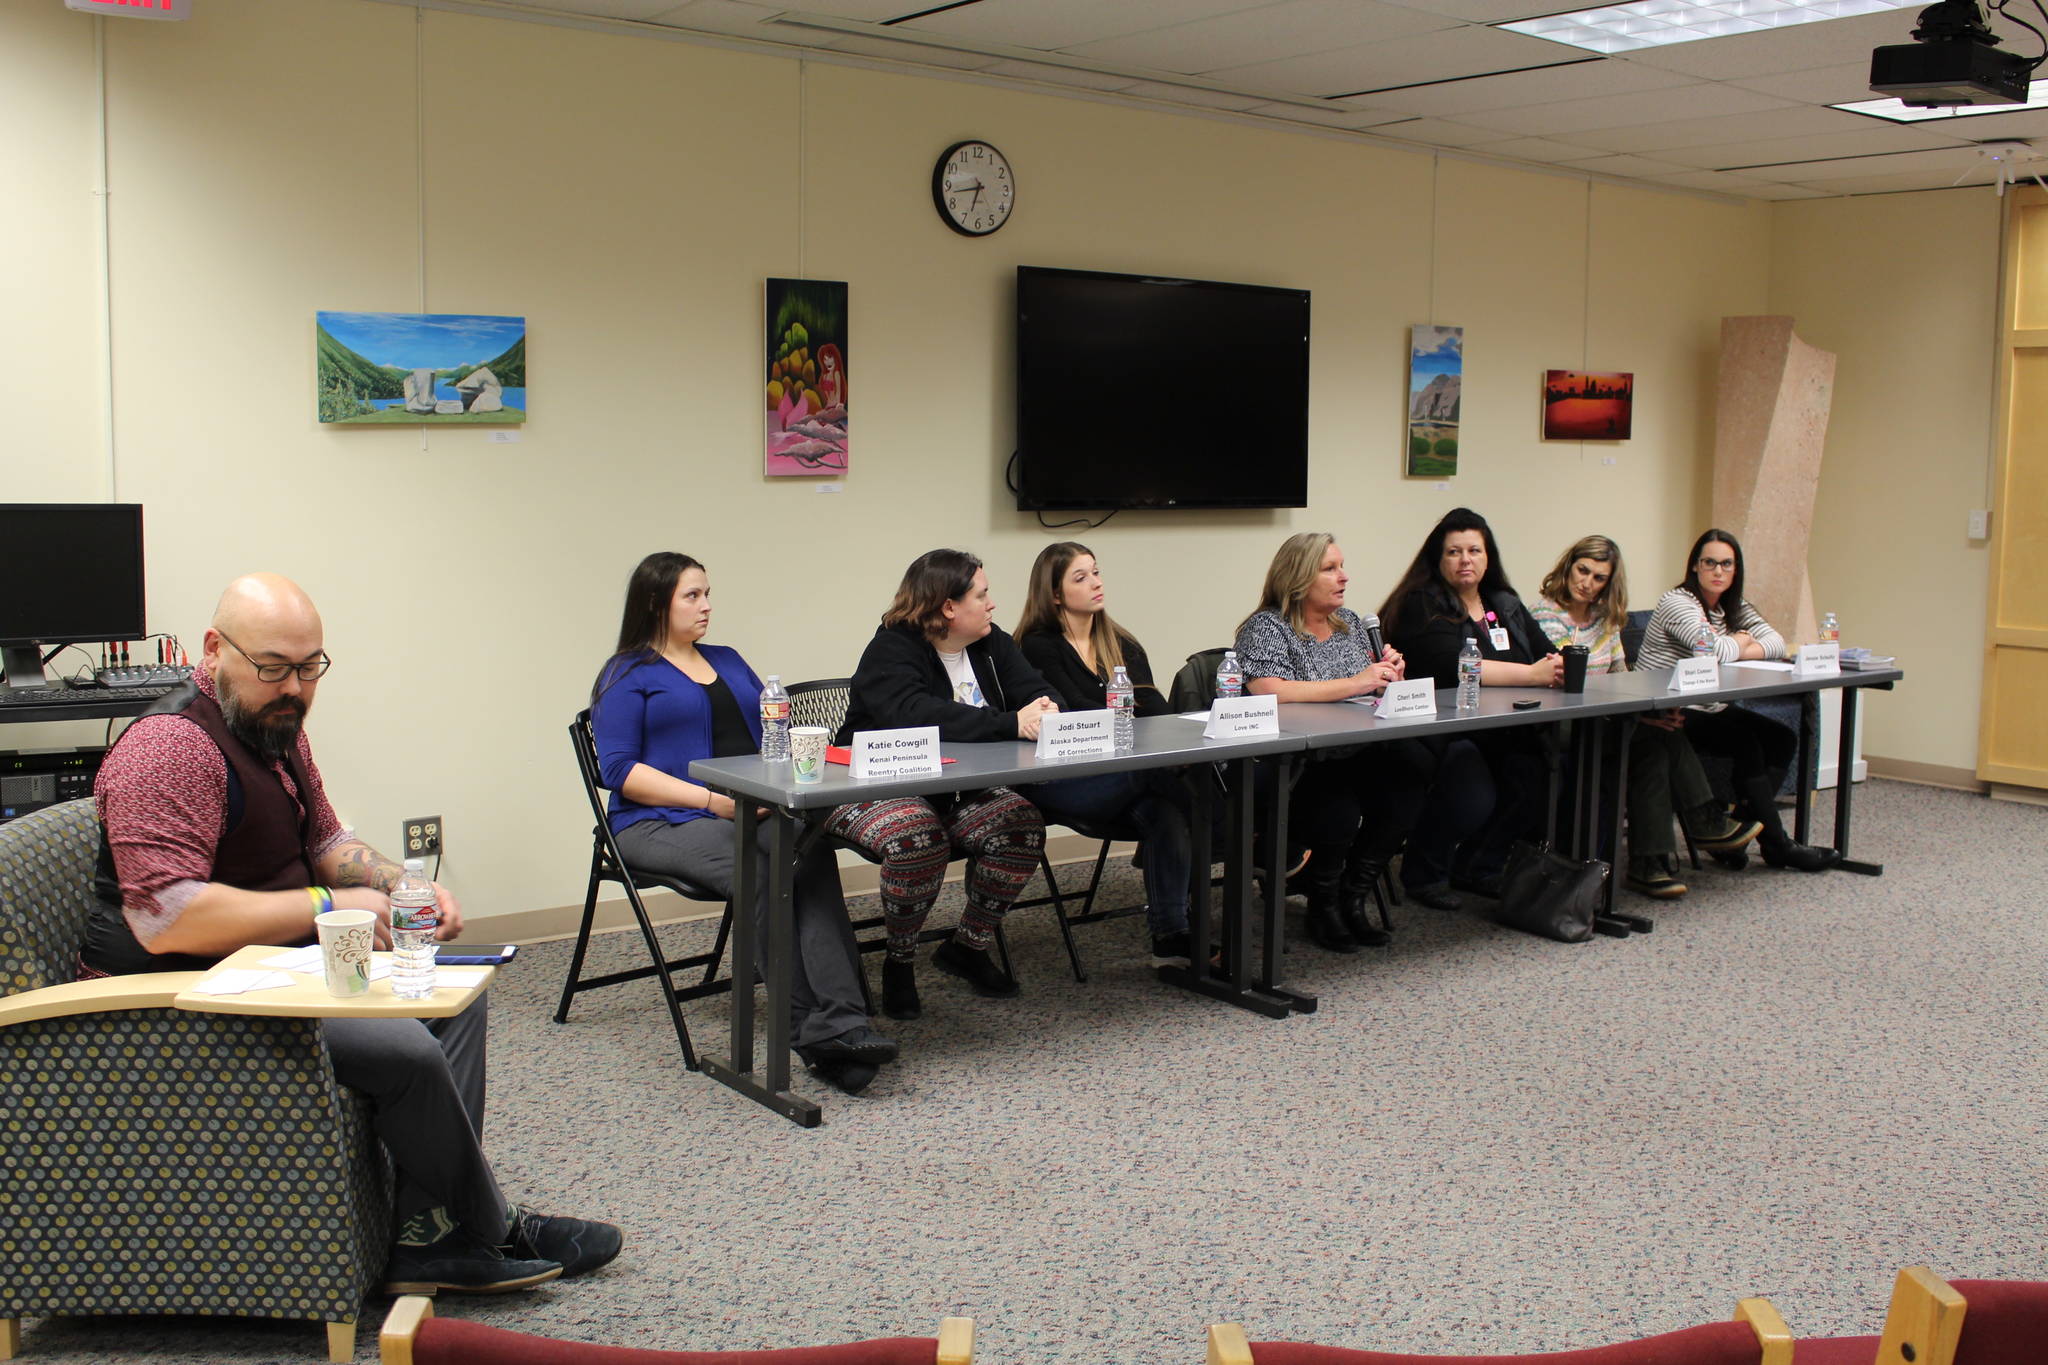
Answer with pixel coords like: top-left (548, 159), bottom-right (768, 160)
top-left (1542, 369), bottom-right (1633, 440)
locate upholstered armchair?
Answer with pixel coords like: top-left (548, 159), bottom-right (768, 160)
top-left (0, 799), bottom-right (393, 1362)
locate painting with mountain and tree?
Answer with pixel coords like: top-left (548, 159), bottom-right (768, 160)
top-left (1408, 325), bottom-right (1461, 477)
top-left (765, 279), bottom-right (848, 475)
top-left (316, 312), bottom-right (527, 425)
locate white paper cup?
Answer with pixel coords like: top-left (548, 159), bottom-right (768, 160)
top-left (791, 725), bottom-right (828, 784)
top-left (314, 907), bottom-right (376, 997)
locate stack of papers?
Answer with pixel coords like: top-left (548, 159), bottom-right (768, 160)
top-left (263, 945), bottom-right (391, 981)
top-left (194, 969), bottom-right (296, 995)
top-left (1840, 648), bottom-right (1897, 670)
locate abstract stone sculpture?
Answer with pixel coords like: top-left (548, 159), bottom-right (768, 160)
top-left (455, 366), bottom-right (502, 413)
top-left (403, 368), bottom-right (438, 414)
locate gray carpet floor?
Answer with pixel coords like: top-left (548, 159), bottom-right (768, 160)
top-left (15, 779), bottom-right (2046, 1364)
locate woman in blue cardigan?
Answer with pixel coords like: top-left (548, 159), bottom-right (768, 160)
top-left (591, 552), bottom-right (895, 1095)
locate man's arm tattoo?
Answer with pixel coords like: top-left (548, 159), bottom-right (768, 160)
top-left (331, 840), bottom-right (403, 891)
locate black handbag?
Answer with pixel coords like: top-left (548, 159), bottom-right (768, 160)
top-left (1492, 841), bottom-right (1609, 943)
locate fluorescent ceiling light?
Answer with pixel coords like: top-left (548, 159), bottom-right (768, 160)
top-left (1832, 80), bottom-right (2048, 119)
top-left (1501, 0), bottom-right (1919, 54)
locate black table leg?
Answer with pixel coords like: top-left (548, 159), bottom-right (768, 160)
top-left (1831, 686), bottom-right (1883, 876)
top-left (700, 805), bottom-right (822, 1127)
top-left (1795, 693), bottom-right (1817, 847)
top-left (1254, 754), bottom-right (1315, 1013)
top-left (1158, 754), bottom-right (1297, 1017)
top-left (1604, 718), bottom-right (1653, 935)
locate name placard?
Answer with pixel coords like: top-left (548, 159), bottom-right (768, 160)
top-left (1794, 642), bottom-right (1840, 678)
top-left (1373, 679), bottom-right (1437, 721)
top-left (1035, 708), bottom-right (1116, 762)
top-left (1204, 694), bottom-right (1279, 740)
top-left (849, 726), bottom-right (941, 780)
top-left (1669, 656), bottom-right (1720, 694)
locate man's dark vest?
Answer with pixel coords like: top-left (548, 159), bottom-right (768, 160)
top-left (84, 682), bottom-right (319, 976)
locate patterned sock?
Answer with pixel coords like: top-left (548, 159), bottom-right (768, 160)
top-left (396, 1206), bottom-right (457, 1247)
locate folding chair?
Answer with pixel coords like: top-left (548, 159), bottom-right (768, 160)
top-left (555, 709), bottom-right (737, 1073)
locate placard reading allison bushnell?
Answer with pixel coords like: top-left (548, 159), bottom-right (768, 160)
top-left (765, 279), bottom-right (848, 476)
top-left (316, 312), bottom-right (527, 425)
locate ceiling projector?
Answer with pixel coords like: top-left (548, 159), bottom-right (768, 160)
top-left (1870, 0), bottom-right (2032, 106)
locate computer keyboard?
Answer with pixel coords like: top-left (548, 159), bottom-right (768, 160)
top-left (0, 684), bottom-right (178, 708)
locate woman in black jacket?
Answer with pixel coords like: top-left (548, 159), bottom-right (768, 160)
top-left (828, 549), bottom-right (1053, 1019)
top-left (1013, 541), bottom-right (1197, 963)
top-left (1379, 507), bottom-right (1558, 905)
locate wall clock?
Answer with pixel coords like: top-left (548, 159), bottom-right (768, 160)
top-left (932, 140), bottom-right (1015, 237)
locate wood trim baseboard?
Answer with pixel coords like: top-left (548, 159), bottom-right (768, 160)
top-left (1863, 756), bottom-right (1989, 794)
top-left (487, 831), bottom-right (1137, 945)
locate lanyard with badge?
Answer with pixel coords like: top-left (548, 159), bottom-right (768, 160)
top-left (1484, 611), bottom-right (1509, 653)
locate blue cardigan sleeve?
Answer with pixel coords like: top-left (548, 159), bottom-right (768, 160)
top-left (592, 656), bottom-right (655, 793)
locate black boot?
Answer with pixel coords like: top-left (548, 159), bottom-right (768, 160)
top-left (1301, 850), bottom-right (1359, 953)
top-left (881, 956), bottom-right (922, 1020)
top-left (1338, 859), bottom-right (1391, 948)
top-left (1739, 774), bottom-right (1837, 873)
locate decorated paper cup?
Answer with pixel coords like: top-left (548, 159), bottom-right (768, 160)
top-left (314, 908), bottom-right (376, 997)
top-left (791, 726), bottom-right (829, 784)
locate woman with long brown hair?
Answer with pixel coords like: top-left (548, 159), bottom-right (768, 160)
top-left (1014, 541), bottom-right (1197, 963)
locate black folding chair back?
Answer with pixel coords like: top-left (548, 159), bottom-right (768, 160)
top-left (556, 709), bottom-right (736, 1072)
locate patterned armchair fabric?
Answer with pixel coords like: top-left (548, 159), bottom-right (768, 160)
top-left (0, 800), bottom-right (393, 1357)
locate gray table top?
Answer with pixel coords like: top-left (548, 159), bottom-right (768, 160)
top-left (1276, 681), bottom-right (1651, 750)
top-left (689, 711), bottom-right (1304, 809)
top-left (1619, 662), bottom-right (1904, 709)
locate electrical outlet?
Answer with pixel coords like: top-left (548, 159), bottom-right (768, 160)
top-left (404, 816), bottom-right (442, 858)
top-left (1969, 509), bottom-right (1990, 540)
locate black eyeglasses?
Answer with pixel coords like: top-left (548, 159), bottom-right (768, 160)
top-left (219, 631), bottom-right (332, 683)
top-left (1696, 557), bottom-right (1736, 572)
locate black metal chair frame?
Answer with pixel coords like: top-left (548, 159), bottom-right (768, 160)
top-left (556, 709), bottom-right (737, 1073)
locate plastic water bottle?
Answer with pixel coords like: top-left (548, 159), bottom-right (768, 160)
top-left (1457, 637), bottom-right (1482, 711)
top-left (759, 674), bottom-right (790, 761)
top-left (1215, 650), bottom-right (1243, 700)
top-left (1694, 618), bottom-right (1718, 657)
top-left (1107, 665), bottom-right (1135, 753)
top-left (1819, 611), bottom-right (1839, 644)
top-left (389, 858), bottom-right (439, 1000)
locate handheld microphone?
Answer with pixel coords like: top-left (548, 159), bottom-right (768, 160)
top-left (1361, 613), bottom-right (1385, 664)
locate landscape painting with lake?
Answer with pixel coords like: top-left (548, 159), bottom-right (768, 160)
top-left (316, 312), bottom-right (527, 425)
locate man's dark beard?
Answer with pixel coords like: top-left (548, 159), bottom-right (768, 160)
top-left (219, 684), bottom-right (307, 762)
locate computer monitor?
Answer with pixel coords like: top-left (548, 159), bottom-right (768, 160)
top-left (0, 503), bottom-right (147, 689)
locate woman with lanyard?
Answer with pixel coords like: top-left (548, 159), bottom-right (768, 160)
top-left (1012, 542), bottom-right (1199, 964)
top-left (1380, 507), bottom-right (1558, 908)
top-left (590, 552), bottom-right (894, 1096)
top-left (831, 549), bottom-right (1055, 1020)
top-left (1634, 529), bottom-right (1834, 874)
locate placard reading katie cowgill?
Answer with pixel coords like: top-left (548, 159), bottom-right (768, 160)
top-left (850, 727), bottom-right (941, 780)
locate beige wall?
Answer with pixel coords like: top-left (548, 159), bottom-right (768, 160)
top-left (7, 0), bottom-right (1784, 928)
top-left (1769, 189), bottom-right (2001, 777)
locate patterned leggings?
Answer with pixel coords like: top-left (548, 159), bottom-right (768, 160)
top-left (822, 787), bottom-right (1045, 956)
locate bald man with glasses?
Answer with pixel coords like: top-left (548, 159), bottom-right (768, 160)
top-left (84, 573), bottom-right (621, 1296)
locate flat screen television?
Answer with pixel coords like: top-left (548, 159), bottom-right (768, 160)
top-left (1015, 265), bottom-right (1309, 510)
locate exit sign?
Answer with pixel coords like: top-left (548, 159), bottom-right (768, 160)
top-left (65, 0), bottom-right (192, 17)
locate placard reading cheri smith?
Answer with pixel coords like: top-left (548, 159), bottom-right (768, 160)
top-left (850, 727), bottom-right (942, 780)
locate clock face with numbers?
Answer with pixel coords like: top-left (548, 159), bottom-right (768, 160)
top-left (932, 140), bottom-right (1015, 237)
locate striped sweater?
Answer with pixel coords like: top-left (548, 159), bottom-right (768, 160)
top-left (1635, 587), bottom-right (1786, 671)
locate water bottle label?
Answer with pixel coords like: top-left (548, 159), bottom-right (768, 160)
top-left (392, 896), bottom-right (439, 931)
top-left (761, 701), bottom-right (789, 722)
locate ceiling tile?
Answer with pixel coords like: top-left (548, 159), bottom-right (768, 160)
top-left (1646, 168), bottom-right (1779, 192)
top-left (1369, 117), bottom-right (1519, 146)
top-left (569, 0), bottom-right (715, 18)
top-left (1062, 0), bottom-right (1455, 74)
top-left (1833, 104), bottom-right (2048, 140)
top-left (649, 1), bottom-right (787, 37)
top-left (899, 0), bottom-right (1268, 51)
top-left (1618, 11), bottom-right (1921, 81)
top-left (1795, 169), bottom-right (1992, 194)
top-left (1735, 182), bottom-right (1831, 198)
top-left (751, 0), bottom-right (924, 20)
top-left (1456, 81), bottom-right (1792, 135)
top-left (1559, 152), bottom-right (1696, 176)
top-left (1739, 146), bottom-right (1981, 181)
top-left (1661, 125), bottom-right (1977, 170)
top-left (1723, 60), bottom-right (1887, 105)
top-left (1212, 25), bottom-right (1583, 95)
top-left (975, 59), bottom-right (1142, 92)
top-left (1479, 135), bottom-right (1610, 161)
top-left (1378, 0), bottom-right (1596, 20)
top-left (1363, 57), bottom-right (1695, 117)
top-left (1567, 105), bottom-right (1926, 154)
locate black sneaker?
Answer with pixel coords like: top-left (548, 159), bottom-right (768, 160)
top-left (1405, 883), bottom-right (1463, 912)
top-left (1149, 930), bottom-right (1193, 966)
top-left (501, 1207), bottom-right (622, 1279)
top-left (808, 1057), bottom-right (880, 1094)
top-left (384, 1228), bottom-right (563, 1295)
top-left (799, 1025), bottom-right (899, 1066)
top-left (932, 939), bottom-right (1019, 997)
